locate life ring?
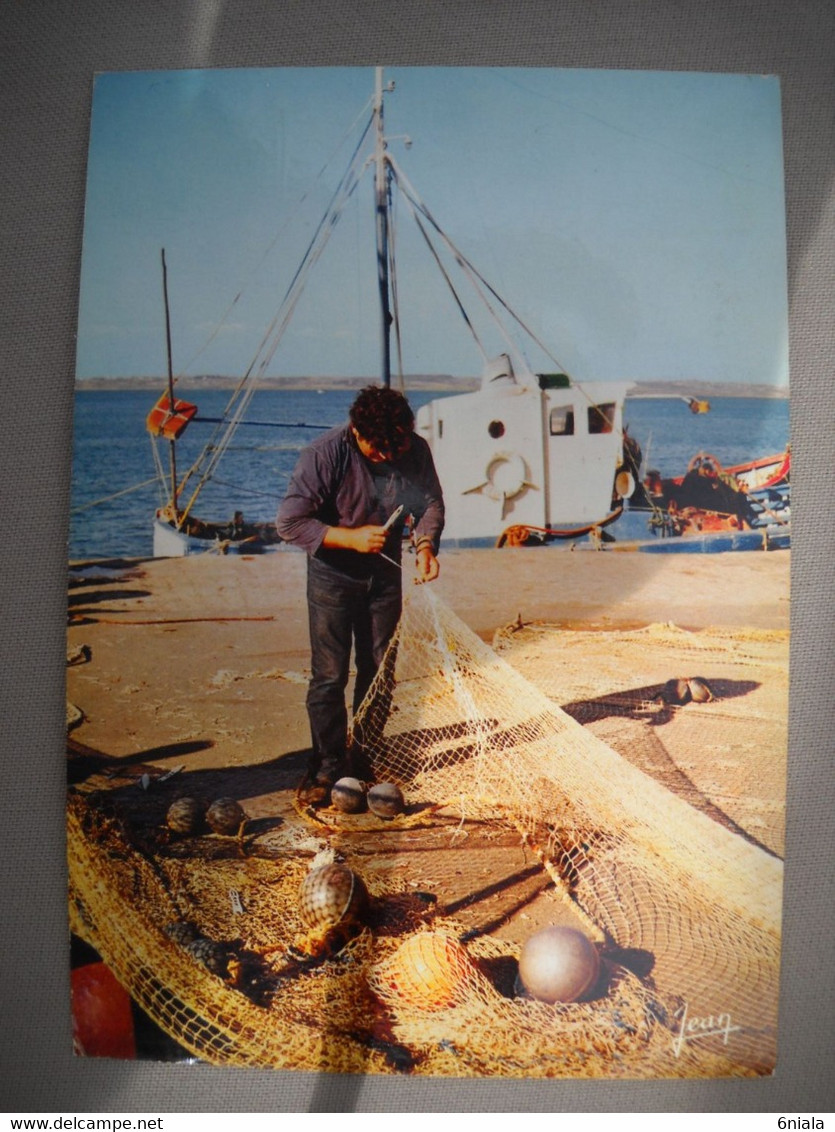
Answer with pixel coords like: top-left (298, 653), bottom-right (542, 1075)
top-left (686, 452), bottom-right (723, 477)
top-left (481, 451), bottom-right (529, 503)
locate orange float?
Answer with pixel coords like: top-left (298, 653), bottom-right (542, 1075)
top-left (377, 932), bottom-right (477, 1011)
top-left (71, 961), bottom-right (136, 1058)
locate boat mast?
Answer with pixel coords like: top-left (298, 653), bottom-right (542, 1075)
top-left (373, 67), bottom-right (392, 388)
top-left (160, 248), bottom-right (178, 519)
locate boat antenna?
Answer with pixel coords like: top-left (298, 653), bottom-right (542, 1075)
top-left (160, 247), bottom-right (178, 519)
top-left (373, 67), bottom-right (393, 388)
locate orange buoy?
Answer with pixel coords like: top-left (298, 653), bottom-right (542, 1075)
top-left (377, 932), bottom-right (477, 1011)
top-left (71, 962), bottom-right (136, 1058)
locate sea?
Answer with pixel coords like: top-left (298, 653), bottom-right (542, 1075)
top-left (69, 388), bottom-right (789, 561)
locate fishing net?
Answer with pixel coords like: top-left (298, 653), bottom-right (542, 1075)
top-left (491, 617), bottom-right (788, 858)
top-left (350, 585), bottom-right (783, 1072)
top-left (67, 584), bottom-right (783, 1078)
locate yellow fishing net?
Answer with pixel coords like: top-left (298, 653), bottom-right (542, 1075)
top-left (68, 584), bottom-right (783, 1077)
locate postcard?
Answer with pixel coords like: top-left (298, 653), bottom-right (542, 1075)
top-left (67, 66), bottom-right (789, 1077)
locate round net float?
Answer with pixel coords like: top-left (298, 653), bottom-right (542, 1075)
top-left (376, 931), bottom-right (477, 1012)
top-left (206, 797), bottom-right (246, 835)
top-left (687, 676), bottom-right (715, 703)
top-left (331, 777), bottom-right (367, 814)
top-left (517, 926), bottom-right (601, 1004)
top-left (165, 796), bottom-right (206, 835)
top-left (298, 862), bottom-right (369, 931)
top-left (184, 936), bottom-right (230, 978)
top-left (367, 781), bottom-right (405, 819)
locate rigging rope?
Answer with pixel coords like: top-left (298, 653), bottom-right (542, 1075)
top-left (386, 172), bottom-right (406, 391)
top-left (70, 476), bottom-right (160, 515)
top-left (388, 156), bottom-right (623, 435)
top-left (207, 477), bottom-right (284, 502)
top-left (194, 416), bottom-right (331, 430)
top-left (389, 155), bottom-right (566, 374)
top-left (150, 436), bottom-right (171, 507)
top-left (388, 161), bottom-right (488, 366)
top-left (174, 118), bottom-right (374, 527)
top-left (176, 96), bottom-right (376, 380)
top-left (175, 117), bottom-right (373, 503)
top-left (161, 100), bottom-right (632, 530)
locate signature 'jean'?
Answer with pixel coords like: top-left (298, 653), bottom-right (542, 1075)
top-left (305, 555), bottom-right (402, 783)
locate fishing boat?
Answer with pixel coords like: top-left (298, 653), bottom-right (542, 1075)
top-left (724, 448), bottom-right (791, 493)
top-left (147, 69), bottom-right (636, 557)
top-left (641, 447), bottom-right (790, 505)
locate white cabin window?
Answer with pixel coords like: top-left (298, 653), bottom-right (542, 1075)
top-left (588, 402), bottom-right (616, 434)
top-left (549, 406), bottom-right (575, 436)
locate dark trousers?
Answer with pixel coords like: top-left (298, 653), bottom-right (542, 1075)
top-left (305, 555), bottom-right (402, 783)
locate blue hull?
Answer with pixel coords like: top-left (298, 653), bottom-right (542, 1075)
top-left (635, 525), bottom-right (790, 554)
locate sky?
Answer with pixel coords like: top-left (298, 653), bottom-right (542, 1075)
top-left (75, 66), bottom-right (789, 385)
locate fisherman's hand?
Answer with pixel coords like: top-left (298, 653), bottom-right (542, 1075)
top-left (322, 524), bottom-right (388, 554)
top-left (348, 525), bottom-right (388, 554)
top-left (415, 546), bottom-right (440, 583)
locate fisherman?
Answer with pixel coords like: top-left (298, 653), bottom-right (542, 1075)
top-left (276, 385), bottom-right (445, 807)
top-left (225, 511), bottom-right (246, 540)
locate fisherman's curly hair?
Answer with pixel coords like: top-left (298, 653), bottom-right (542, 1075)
top-left (349, 385), bottom-right (415, 456)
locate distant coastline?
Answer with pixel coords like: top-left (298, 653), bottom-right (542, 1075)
top-left (74, 373), bottom-right (479, 393)
top-left (74, 374), bottom-right (789, 399)
top-left (625, 380), bottom-right (787, 400)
